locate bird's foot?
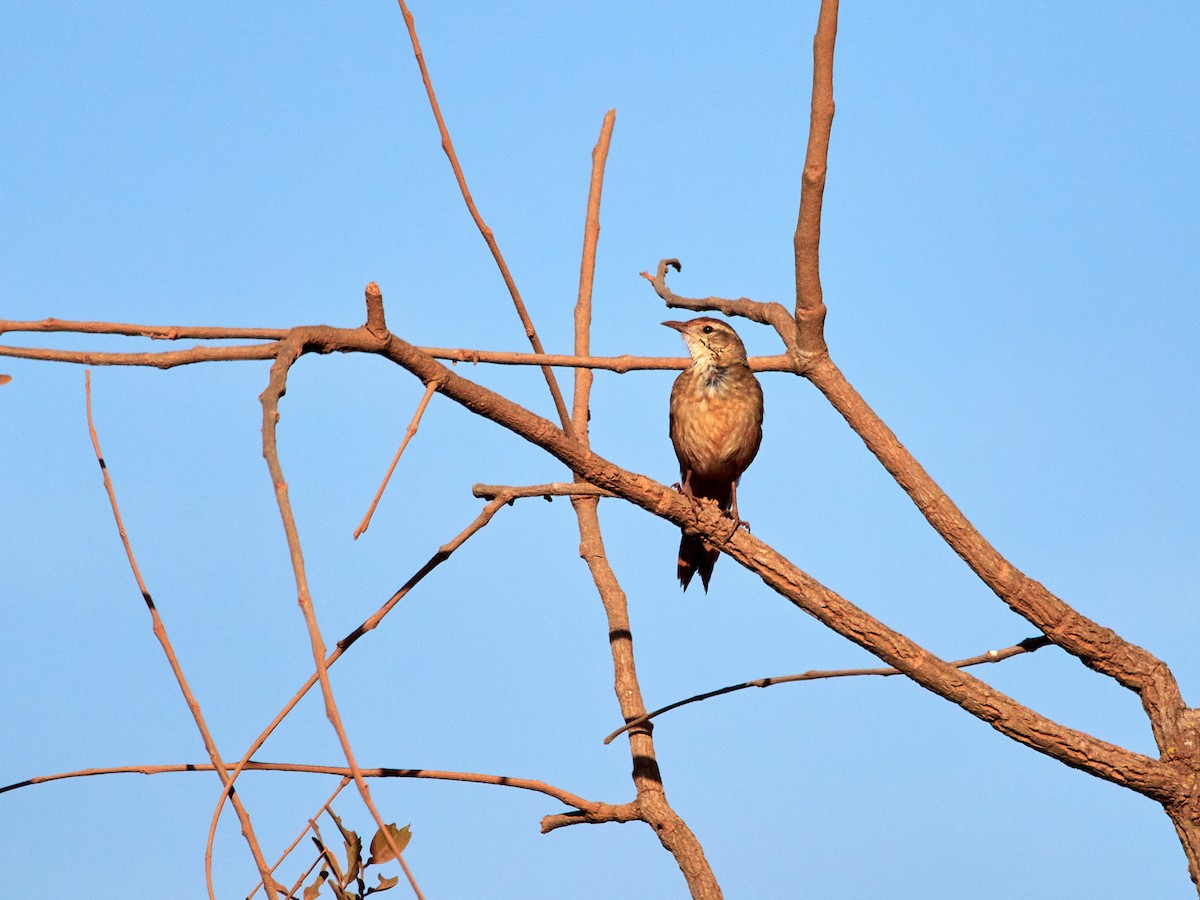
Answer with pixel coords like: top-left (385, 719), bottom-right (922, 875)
top-left (719, 515), bottom-right (750, 546)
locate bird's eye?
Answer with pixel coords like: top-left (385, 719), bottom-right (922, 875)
top-left (702, 325), bottom-right (714, 334)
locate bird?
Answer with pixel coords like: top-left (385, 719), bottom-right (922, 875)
top-left (663, 317), bottom-right (764, 591)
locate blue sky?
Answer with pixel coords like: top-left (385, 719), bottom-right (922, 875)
top-left (3, 2), bottom-right (1199, 897)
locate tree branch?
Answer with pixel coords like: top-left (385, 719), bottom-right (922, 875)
top-left (792, 0), bottom-right (837, 356)
top-left (85, 373), bottom-right (278, 900)
top-left (207, 492), bottom-right (515, 883)
top-left (568, 112), bottom-right (722, 897)
top-left (394, 0), bottom-right (573, 437)
top-left (604, 636), bottom-right (1054, 744)
top-left (259, 334), bottom-right (423, 899)
top-left (353, 320), bottom-right (1176, 803)
top-left (1, 760), bottom-right (611, 819)
top-left (804, 355), bottom-right (1192, 761)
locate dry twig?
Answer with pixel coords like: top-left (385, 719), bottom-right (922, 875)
top-left (84, 372), bottom-right (278, 900)
top-left (354, 380), bottom-right (438, 539)
top-left (259, 338), bottom-right (424, 899)
top-left (604, 637), bottom-right (1054, 744)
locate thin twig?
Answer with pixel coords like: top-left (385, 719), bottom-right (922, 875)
top-left (603, 636), bottom-right (1054, 744)
top-left (472, 482), bottom-right (612, 502)
top-left (0, 317), bottom-right (288, 339)
top-left (5, 761), bottom-right (607, 814)
top-left (205, 494), bottom-right (513, 871)
top-left (572, 109), bottom-right (615, 435)
top-left (1, 338), bottom-right (795, 373)
top-left (248, 778), bottom-right (352, 900)
top-left (394, 0), bottom-right (574, 436)
top-left (260, 339), bottom-right (424, 900)
top-left (0, 342), bottom-right (279, 368)
top-left (354, 381), bottom-right (438, 539)
top-left (425, 346), bottom-right (792, 373)
top-left (84, 372), bottom-right (279, 900)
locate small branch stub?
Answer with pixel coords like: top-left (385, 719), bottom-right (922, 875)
top-left (365, 282), bottom-right (388, 337)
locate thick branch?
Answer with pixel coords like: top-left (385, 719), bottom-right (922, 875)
top-left (355, 324), bottom-right (1175, 803)
top-left (805, 355), bottom-right (1191, 759)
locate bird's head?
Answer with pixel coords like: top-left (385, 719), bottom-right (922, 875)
top-left (662, 317), bottom-right (750, 369)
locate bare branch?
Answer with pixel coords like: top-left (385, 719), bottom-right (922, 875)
top-left (207, 491), bottom-right (514, 886)
top-left (4, 760), bottom-right (615, 823)
top-left (394, 0), bottom-right (573, 437)
top-left (568, 113), bottom-right (722, 896)
top-left (792, 0), bottom-right (837, 355)
top-left (0, 317), bottom-right (288, 340)
top-left (85, 373), bottom-right (278, 900)
top-left (0, 342), bottom-right (279, 368)
top-left (573, 109), bottom-right (615, 435)
top-left (249, 779), bottom-right (352, 900)
top-left (354, 380), bottom-right (438, 539)
top-left (804, 356), bottom-right (1191, 761)
top-left (640, 259), bottom-right (808, 372)
top-left (604, 636), bottom-right (1054, 744)
top-left (642, 259), bottom-right (795, 331)
top-left (259, 336), bottom-right (424, 899)
top-left (353, 324), bottom-right (1176, 803)
top-left (472, 482), bottom-right (612, 502)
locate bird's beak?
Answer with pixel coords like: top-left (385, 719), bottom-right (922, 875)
top-left (661, 320), bottom-right (687, 333)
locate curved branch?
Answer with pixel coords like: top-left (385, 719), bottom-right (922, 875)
top-left (0, 760), bottom-right (608, 816)
top-left (805, 355), bottom-right (1191, 760)
top-left (604, 636), bottom-right (1053, 744)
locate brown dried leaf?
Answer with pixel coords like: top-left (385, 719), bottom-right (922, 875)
top-left (302, 870), bottom-right (328, 900)
top-left (365, 873), bottom-right (400, 895)
top-left (367, 823), bottom-right (412, 865)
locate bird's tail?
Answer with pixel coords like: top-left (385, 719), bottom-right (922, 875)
top-left (677, 533), bottom-right (720, 592)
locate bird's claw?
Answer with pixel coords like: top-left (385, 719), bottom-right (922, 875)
top-left (719, 515), bottom-right (750, 546)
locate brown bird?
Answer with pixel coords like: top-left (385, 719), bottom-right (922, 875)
top-left (664, 317), bottom-right (764, 591)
